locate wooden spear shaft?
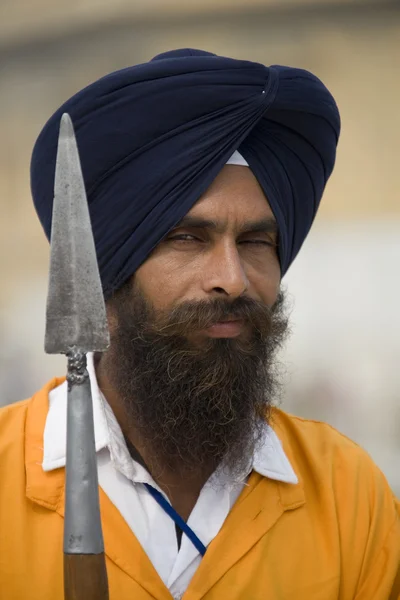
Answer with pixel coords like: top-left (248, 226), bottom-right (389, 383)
top-left (63, 350), bottom-right (109, 600)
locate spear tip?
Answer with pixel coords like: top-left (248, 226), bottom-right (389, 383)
top-left (44, 114), bottom-right (110, 355)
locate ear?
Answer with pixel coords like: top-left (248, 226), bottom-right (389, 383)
top-left (105, 302), bottom-right (119, 334)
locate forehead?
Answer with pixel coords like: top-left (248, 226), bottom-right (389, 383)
top-left (186, 164), bottom-right (274, 222)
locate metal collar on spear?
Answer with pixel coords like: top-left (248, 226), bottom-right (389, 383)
top-left (45, 113), bottom-right (110, 600)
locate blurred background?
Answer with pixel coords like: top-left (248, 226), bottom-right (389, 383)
top-left (0, 0), bottom-right (399, 493)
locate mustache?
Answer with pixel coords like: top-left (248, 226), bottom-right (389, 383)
top-left (143, 295), bottom-right (279, 338)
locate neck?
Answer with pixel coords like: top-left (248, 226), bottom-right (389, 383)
top-left (95, 354), bottom-right (213, 520)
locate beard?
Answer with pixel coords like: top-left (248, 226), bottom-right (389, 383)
top-left (99, 283), bottom-right (290, 482)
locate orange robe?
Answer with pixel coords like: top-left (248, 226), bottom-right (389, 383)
top-left (0, 377), bottom-right (399, 599)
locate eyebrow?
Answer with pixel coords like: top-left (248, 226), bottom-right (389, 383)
top-left (174, 215), bottom-right (278, 235)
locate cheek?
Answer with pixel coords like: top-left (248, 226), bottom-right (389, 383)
top-left (134, 257), bottom-right (190, 310)
top-left (247, 253), bottom-right (281, 305)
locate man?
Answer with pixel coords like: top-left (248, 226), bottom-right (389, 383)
top-left (0, 49), bottom-right (399, 599)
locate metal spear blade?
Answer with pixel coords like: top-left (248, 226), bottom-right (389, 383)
top-left (45, 113), bottom-right (110, 355)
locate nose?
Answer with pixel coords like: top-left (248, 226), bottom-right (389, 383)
top-left (203, 240), bottom-right (249, 299)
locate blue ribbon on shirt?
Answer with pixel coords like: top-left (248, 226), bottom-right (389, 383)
top-left (144, 483), bottom-right (207, 556)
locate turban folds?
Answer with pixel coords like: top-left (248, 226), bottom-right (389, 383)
top-left (31, 48), bottom-right (340, 298)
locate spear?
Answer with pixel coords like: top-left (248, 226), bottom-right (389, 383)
top-left (45, 113), bottom-right (110, 600)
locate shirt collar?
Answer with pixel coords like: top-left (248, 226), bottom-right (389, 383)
top-left (42, 353), bottom-right (298, 485)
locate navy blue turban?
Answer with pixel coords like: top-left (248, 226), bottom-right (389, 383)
top-left (31, 48), bottom-right (340, 298)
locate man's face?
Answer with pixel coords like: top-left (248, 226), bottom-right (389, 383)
top-left (102, 166), bottom-right (288, 480)
top-left (134, 165), bottom-right (281, 330)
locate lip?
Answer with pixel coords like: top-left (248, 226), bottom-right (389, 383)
top-left (203, 319), bottom-right (244, 338)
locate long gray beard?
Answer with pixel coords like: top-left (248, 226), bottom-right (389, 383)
top-left (100, 286), bottom-right (290, 481)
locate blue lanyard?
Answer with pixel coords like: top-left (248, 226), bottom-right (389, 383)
top-left (144, 483), bottom-right (207, 556)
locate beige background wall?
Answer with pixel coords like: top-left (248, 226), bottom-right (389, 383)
top-left (0, 0), bottom-right (399, 491)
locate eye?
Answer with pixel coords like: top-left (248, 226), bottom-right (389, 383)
top-left (167, 233), bottom-right (201, 242)
top-left (240, 239), bottom-right (275, 247)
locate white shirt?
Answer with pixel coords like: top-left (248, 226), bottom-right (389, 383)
top-left (42, 354), bottom-right (298, 599)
